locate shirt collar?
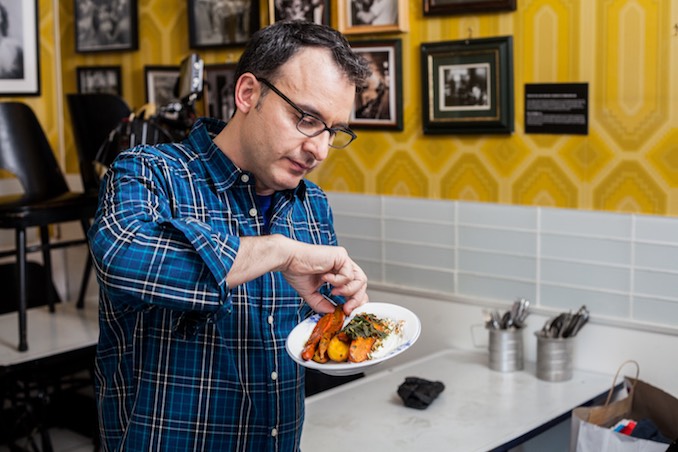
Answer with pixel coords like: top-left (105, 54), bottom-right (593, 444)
top-left (186, 118), bottom-right (306, 201)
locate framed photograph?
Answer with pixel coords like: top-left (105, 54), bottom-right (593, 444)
top-left (424, 0), bottom-right (517, 16)
top-left (0, 0), bottom-right (40, 96)
top-left (76, 66), bottom-right (122, 95)
top-left (268, 0), bottom-right (330, 25)
top-left (338, 0), bottom-right (408, 35)
top-left (188, 0), bottom-right (260, 48)
top-left (349, 39), bottom-right (403, 131)
top-left (74, 0), bottom-right (138, 53)
top-left (144, 66), bottom-right (180, 107)
top-left (203, 63), bottom-right (237, 120)
top-left (421, 36), bottom-right (514, 134)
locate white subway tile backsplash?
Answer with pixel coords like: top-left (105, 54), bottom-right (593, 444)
top-left (539, 284), bottom-right (631, 317)
top-left (384, 241), bottom-right (455, 268)
top-left (540, 234), bottom-right (631, 265)
top-left (634, 214), bottom-right (678, 244)
top-left (458, 249), bottom-right (536, 280)
top-left (336, 236), bottom-right (381, 261)
top-left (385, 219), bottom-right (455, 247)
top-left (333, 215), bottom-right (381, 238)
top-left (458, 201), bottom-right (537, 229)
top-left (328, 193), bottom-right (678, 330)
top-left (327, 193), bottom-right (381, 217)
top-left (383, 196), bottom-right (455, 223)
top-left (458, 273), bottom-right (537, 302)
top-left (384, 263), bottom-right (455, 293)
top-left (632, 296), bottom-right (678, 325)
top-left (633, 269), bottom-right (678, 299)
top-left (540, 207), bottom-right (631, 238)
top-left (634, 243), bottom-right (678, 272)
top-left (540, 259), bottom-right (631, 292)
top-left (459, 226), bottom-right (537, 255)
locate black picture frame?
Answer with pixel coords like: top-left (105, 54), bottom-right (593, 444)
top-left (423, 0), bottom-right (517, 16)
top-left (421, 36), bottom-right (514, 134)
top-left (0, 0), bottom-right (40, 96)
top-left (188, 0), bottom-right (260, 48)
top-left (349, 39), bottom-right (403, 131)
top-left (76, 65), bottom-right (122, 95)
top-left (144, 65), bottom-right (180, 107)
top-left (74, 0), bottom-right (139, 53)
top-left (268, 0), bottom-right (330, 25)
top-left (203, 63), bottom-right (237, 121)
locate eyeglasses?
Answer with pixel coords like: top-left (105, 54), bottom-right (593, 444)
top-left (256, 77), bottom-right (357, 149)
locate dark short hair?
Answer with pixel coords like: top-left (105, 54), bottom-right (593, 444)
top-left (234, 20), bottom-right (370, 90)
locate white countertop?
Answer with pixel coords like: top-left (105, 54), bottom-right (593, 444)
top-left (302, 348), bottom-right (617, 451)
top-left (0, 302), bottom-right (99, 367)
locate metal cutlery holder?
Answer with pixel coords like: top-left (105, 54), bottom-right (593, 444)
top-left (488, 328), bottom-right (524, 372)
top-left (535, 333), bottom-right (575, 381)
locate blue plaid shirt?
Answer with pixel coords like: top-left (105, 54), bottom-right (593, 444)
top-left (89, 118), bottom-right (337, 451)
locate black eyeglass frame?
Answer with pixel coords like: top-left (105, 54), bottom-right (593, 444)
top-left (256, 76), bottom-right (357, 149)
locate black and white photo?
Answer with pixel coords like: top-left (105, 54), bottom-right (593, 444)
top-left (75, 0), bottom-right (138, 53)
top-left (269, 0), bottom-right (329, 25)
top-left (338, 0), bottom-right (407, 34)
top-left (189, 0), bottom-right (259, 48)
top-left (440, 63), bottom-right (490, 111)
top-left (144, 66), bottom-right (180, 107)
top-left (350, 39), bottom-right (403, 130)
top-left (77, 65), bottom-right (122, 95)
top-left (0, 0), bottom-right (39, 95)
top-left (203, 63), bottom-right (237, 121)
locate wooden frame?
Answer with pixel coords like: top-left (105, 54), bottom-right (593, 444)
top-left (349, 39), bottom-right (403, 131)
top-left (76, 65), bottom-right (122, 95)
top-left (188, 0), bottom-right (260, 48)
top-left (203, 63), bottom-right (238, 121)
top-left (338, 0), bottom-right (408, 35)
top-left (421, 36), bottom-right (514, 134)
top-left (144, 66), bottom-right (180, 107)
top-left (0, 0), bottom-right (40, 96)
top-left (423, 0), bottom-right (516, 16)
top-left (74, 0), bottom-right (138, 53)
top-left (268, 0), bottom-right (330, 25)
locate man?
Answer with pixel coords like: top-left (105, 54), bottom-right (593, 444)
top-left (89, 21), bottom-right (371, 451)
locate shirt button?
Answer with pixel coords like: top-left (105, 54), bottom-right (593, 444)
top-left (249, 208), bottom-right (257, 217)
top-left (271, 428), bottom-right (278, 437)
top-left (241, 174), bottom-right (250, 183)
top-left (267, 315), bottom-right (274, 325)
top-left (271, 371), bottom-right (278, 381)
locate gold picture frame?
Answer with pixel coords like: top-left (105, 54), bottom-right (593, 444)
top-left (337, 0), bottom-right (408, 35)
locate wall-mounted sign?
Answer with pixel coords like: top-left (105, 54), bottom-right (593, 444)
top-left (525, 83), bottom-right (588, 135)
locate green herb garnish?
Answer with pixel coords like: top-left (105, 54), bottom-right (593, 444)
top-left (342, 313), bottom-right (389, 340)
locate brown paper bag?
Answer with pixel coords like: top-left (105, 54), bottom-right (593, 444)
top-left (570, 361), bottom-right (678, 452)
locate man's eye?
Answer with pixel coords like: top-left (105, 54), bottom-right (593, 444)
top-left (299, 115), bottom-right (321, 128)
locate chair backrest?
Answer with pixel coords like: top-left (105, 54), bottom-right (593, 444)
top-left (66, 93), bottom-right (132, 192)
top-left (0, 102), bottom-right (70, 201)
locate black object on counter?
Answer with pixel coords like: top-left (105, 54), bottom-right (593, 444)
top-left (397, 377), bottom-right (445, 410)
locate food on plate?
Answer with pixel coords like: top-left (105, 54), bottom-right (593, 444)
top-left (326, 332), bottom-right (350, 362)
top-left (301, 308), bottom-right (402, 364)
top-left (301, 307), bottom-right (345, 363)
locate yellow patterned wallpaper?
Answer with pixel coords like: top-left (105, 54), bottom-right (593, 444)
top-left (3, 0), bottom-right (678, 215)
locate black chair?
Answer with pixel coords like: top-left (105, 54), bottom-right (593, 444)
top-left (66, 93), bottom-right (133, 193)
top-left (0, 102), bottom-right (98, 351)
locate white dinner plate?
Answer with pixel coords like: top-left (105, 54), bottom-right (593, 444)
top-left (285, 302), bottom-right (421, 376)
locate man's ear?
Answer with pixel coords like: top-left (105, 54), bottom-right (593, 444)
top-left (234, 73), bottom-right (259, 113)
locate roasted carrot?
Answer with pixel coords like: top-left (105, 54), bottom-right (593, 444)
top-left (301, 307), bottom-right (345, 361)
top-left (348, 336), bottom-right (377, 363)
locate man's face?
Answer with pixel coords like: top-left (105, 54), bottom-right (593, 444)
top-left (240, 48), bottom-right (356, 195)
